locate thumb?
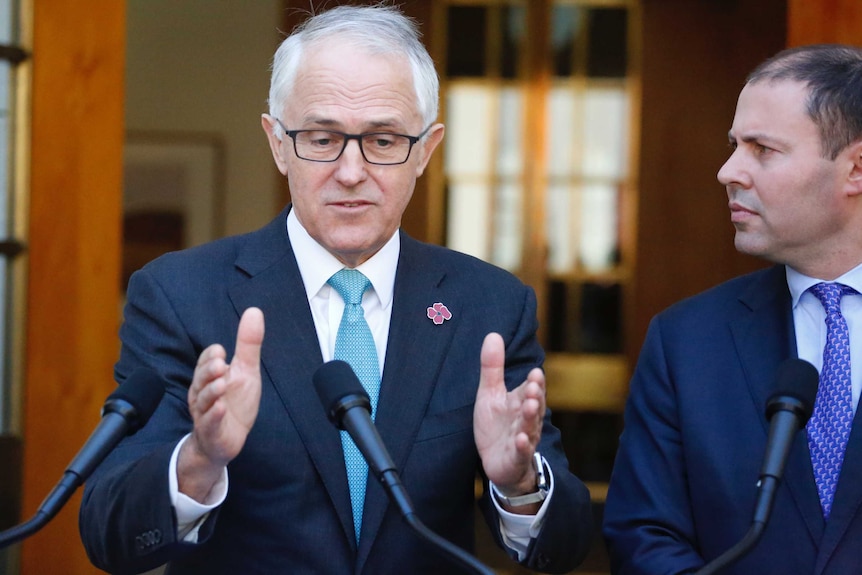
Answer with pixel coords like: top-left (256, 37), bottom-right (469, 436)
top-left (478, 332), bottom-right (505, 395)
top-left (233, 307), bottom-right (265, 370)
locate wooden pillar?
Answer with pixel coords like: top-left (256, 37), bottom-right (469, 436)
top-left (20, 1), bottom-right (125, 573)
top-left (520, 0), bottom-right (552, 344)
top-left (788, 0), bottom-right (862, 46)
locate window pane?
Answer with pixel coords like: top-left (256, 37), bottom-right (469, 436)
top-left (0, 61), bottom-right (10, 238)
top-left (0, 0), bottom-right (11, 432)
top-left (444, 84), bottom-right (495, 176)
top-left (0, 0), bottom-right (12, 42)
top-left (447, 182), bottom-right (491, 260)
top-left (500, 4), bottom-right (525, 79)
top-left (446, 5), bottom-right (487, 77)
top-left (495, 87), bottom-right (522, 176)
top-left (0, 0), bottom-right (20, 437)
top-left (587, 7), bottom-right (627, 78)
top-left (445, 84), bottom-right (495, 260)
top-left (579, 182), bottom-right (619, 272)
top-left (492, 180), bottom-right (522, 270)
top-left (546, 182), bottom-right (578, 273)
top-left (582, 86), bottom-right (628, 179)
top-left (547, 86), bottom-right (579, 177)
top-left (491, 87), bottom-right (523, 270)
top-left (545, 280), bottom-right (622, 353)
top-left (551, 4), bottom-right (581, 77)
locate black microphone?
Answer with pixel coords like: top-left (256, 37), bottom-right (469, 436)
top-left (0, 368), bottom-right (165, 549)
top-left (313, 360), bottom-right (495, 575)
top-left (696, 358), bottom-right (819, 575)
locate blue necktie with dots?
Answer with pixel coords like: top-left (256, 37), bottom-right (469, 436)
top-left (328, 269), bottom-right (380, 542)
top-left (807, 282), bottom-right (857, 520)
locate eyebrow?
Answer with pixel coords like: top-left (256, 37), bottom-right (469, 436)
top-left (300, 116), bottom-right (406, 132)
top-left (728, 130), bottom-right (788, 148)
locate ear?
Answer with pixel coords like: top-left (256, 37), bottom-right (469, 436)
top-left (261, 114), bottom-right (290, 176)
top-left (414, 123), bottom-right (445, 178)
top-left (845, 139), bottom-right (862, 197)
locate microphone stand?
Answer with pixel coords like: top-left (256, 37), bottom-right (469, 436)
top-left (0, 472), bottom-right (81, 549)
top-left (315, 361), bottom-right (497, 575)
top-left (380, 468), bottom-right (496, 575)
top-left (693, 469), bottom-right (779, 574)
top-left (693, 521), bottom-right (765, 575)
top-left (695, 360), bottom-right (818, 575)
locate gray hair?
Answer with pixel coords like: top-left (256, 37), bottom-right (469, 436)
top-left (267, 4), bottom-right (439, 138)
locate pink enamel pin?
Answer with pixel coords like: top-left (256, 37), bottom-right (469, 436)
top-left (427, 302), bottom-right (452, 325)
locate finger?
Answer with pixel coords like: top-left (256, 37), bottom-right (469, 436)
top-left (526, 367), bottom-right (546, 392)
top-left (191, 373), bottom-right (229, 419)
top-left (189, 346), bottom-right (228, 405)
top-left (478, 332), bottom-right (505, 394)
top-left (232, 307), bottom-right (265, 372)
top-left (196, 342), bottom-right (227, 369)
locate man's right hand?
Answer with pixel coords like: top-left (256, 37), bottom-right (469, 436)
top-left (178, 307), bottom-right (265, 503)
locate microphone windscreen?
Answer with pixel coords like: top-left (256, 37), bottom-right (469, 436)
top-left (106, 368), bottom-right (165, 429)
top-left (313, 360), bottom-right (369, 415)
top-left (768, 358), bottom-right (819, 422)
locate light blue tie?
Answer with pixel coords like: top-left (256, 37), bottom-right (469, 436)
top-left (807, 282), bottom-right (857, 520)
top-left (328, 269), bottom-right (380, 543)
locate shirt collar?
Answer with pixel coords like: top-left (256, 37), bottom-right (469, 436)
top-left (286, 208), bottom-right (399, 310)
top-left (786, 262), bottom-right (862, 308)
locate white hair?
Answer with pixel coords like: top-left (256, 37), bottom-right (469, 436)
top-left (267, 4), bottom-right (439, 138)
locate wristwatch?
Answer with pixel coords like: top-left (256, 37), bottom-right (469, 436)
top-left (491, 452), bottom-right (549, 507)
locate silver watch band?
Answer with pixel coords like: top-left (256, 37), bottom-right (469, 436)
top-left (491, 452), bottom-right (549, 507)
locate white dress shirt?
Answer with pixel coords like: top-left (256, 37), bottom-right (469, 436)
top-left (787, 262), bottom-right (862, 411)
top-left (169, 210), bottom-right (551, 556)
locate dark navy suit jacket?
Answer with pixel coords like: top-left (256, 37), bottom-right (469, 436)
top-left (79, 207), bottom-right (592, 575)
top-left (604, 265), bottom-right (862, 574)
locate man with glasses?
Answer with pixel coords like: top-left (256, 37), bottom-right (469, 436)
top-left (79, 5), bottom-right (593, 574)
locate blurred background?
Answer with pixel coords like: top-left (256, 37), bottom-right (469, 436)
top-left (0, 0), bottom-right (856, 573)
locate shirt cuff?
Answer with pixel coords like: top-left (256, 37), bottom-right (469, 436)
top-left (169, 433), bottom-right (229, 542)
top-left (490, 456), bottom-right (554, 560)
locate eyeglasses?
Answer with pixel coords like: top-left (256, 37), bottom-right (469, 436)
top-left (275, 119), bottom-right (431, 165)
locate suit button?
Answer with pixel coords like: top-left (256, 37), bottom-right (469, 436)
top-left (536, 553), bottom-right (550, 569)
top-left (135, 529), bottom-right (162, 552)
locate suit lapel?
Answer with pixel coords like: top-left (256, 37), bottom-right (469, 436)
top-left (356, 234), bottom-right (459, 564)
top-left (731, 266), bottom-right (825, 544)
top-left (227, 207), bottom-right (357, 549)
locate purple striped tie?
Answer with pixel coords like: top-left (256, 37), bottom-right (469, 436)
top-left (807, 282), bottom-right (857, 519)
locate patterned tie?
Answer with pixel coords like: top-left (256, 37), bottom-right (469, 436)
top-left (328, 269), bottom-right (380, 542)
top-left (807, 282), bottom-right (857, 520)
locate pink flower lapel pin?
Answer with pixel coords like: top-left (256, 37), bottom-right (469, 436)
top-left (427, 302), bottom-right (452, 325)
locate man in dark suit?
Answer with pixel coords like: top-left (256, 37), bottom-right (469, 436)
top-left (79, 5), bottom-right (593, 574)
top-left (603, 44), bottom-right (862, 574)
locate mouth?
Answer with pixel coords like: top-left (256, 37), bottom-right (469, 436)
top-left (728, 201), bottom-right (758, 223)
top-left (331, 200), bottom-right (372, 208)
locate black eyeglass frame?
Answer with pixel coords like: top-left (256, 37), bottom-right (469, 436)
top-left (275, 118), bottom-right (432, 165)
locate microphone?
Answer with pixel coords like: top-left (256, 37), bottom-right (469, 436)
top-left (0, 368), bottom-right (165, 549)
top-left (696, 358), bottom-right (819, 575)
top-left (313, 360), bottom-right (495, 575)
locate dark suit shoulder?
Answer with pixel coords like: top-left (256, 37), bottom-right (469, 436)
top-left (398, 233), bottom-right (528, 290)
top-left (658, 265), bottom-right (786, 323)
top-left (135, 208), bottom-right (291, 281)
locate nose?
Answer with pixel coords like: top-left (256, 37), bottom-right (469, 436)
top-left (717, 147), bottom-right (748, 189)
top-left (333, 139), bottom-right (368, 186)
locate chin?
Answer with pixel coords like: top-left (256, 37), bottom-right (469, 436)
top-left (734, 236), bottom-right (769, 259)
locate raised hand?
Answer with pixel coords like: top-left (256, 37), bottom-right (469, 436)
top-left (473, 332), bottom-right (546, 508)
top-left (178, 307), bottom-right (265, 502)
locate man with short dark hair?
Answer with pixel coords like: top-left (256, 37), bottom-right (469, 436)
top-left (604, 44), bottom-right (862, 574)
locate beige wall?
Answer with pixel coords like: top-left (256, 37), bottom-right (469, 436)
top-left (125, 0), bottom-right (284, 236)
